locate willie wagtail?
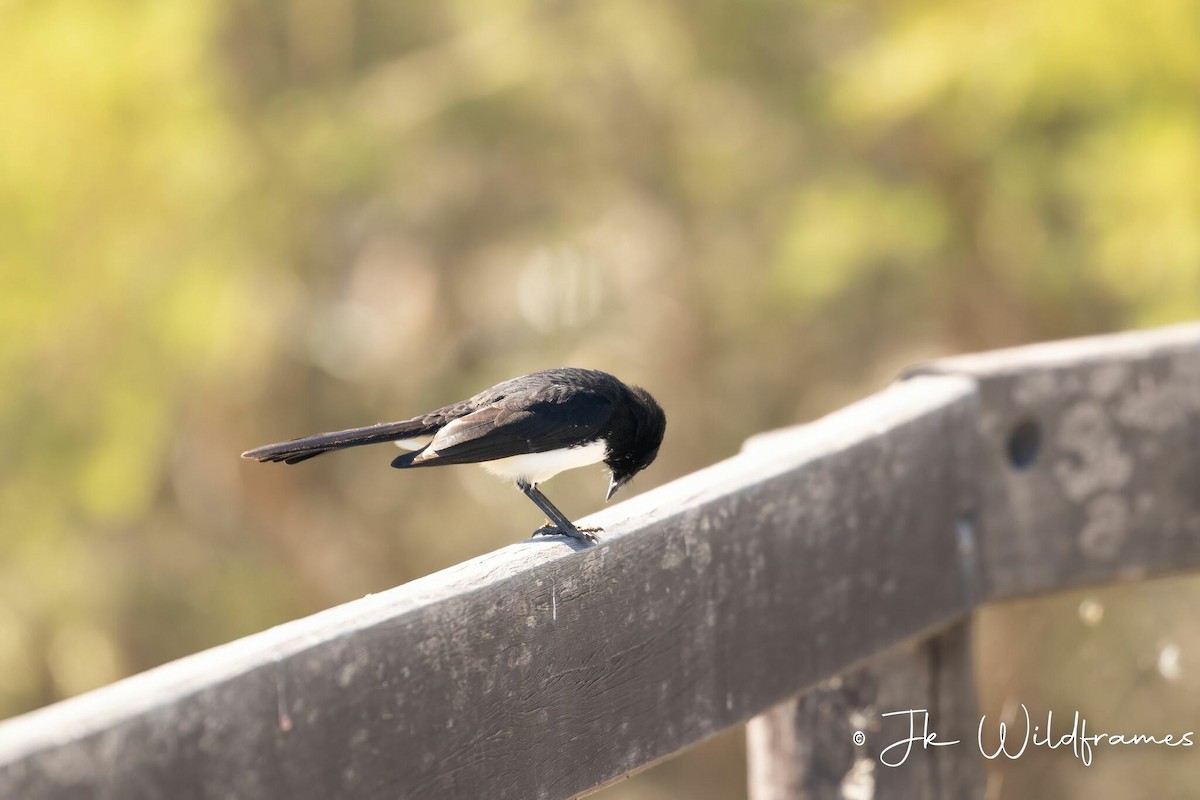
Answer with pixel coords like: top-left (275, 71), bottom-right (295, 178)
top-left (241, 369), bottom-right (666, 542)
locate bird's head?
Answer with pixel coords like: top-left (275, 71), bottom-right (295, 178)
top-left (605, 385), bottom-right (666, 501)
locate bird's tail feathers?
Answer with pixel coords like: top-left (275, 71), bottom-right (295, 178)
top-left (241, 418), bottom-right (437, 465)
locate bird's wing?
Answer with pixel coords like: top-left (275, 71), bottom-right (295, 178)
top-left (392, 391), bottom-right (612, 468)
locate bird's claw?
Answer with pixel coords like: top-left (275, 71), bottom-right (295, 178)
top-left (533, 524), bottom-right (602, 543)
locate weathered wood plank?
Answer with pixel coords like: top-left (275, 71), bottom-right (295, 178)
top-left (907, 322), bottom-right (1200, 600)
top-left (746, 621), bottom-right (983, 800)
top-left (0, 376), bottom-right (980, 800)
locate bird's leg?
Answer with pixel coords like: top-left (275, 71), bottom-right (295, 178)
top-left (518, 481), bottom-right (601, 543)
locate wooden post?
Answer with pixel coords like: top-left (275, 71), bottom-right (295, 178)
top-left (747, 620), bottom-right (984, 800)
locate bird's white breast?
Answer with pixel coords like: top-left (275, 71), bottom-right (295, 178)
top-left (479, 440), bottom-right (608, 485)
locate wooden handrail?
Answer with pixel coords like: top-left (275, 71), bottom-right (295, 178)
top-left (2, 323), bottom-right (1197, 800)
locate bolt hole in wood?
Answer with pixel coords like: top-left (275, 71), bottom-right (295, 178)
top-left (1006, 418), bottom-right (1041, 469)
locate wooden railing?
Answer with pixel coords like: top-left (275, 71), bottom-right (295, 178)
top-left (2, 323), bottom-right (1198, 799)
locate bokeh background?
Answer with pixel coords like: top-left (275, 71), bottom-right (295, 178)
top-left (3, 0), bottom-right (1199, 796)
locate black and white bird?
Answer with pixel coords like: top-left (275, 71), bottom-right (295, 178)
top-left (241, 369), bottom-right (666, 542)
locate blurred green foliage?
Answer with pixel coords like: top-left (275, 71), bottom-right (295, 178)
top-left (1, 0), bottom-right (1198, 796)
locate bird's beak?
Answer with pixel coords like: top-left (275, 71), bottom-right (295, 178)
top-left (606, 475), bottom-right (623, 502)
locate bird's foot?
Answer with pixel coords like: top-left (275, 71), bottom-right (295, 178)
top-left (532, 523), bottom-right (602, 543)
